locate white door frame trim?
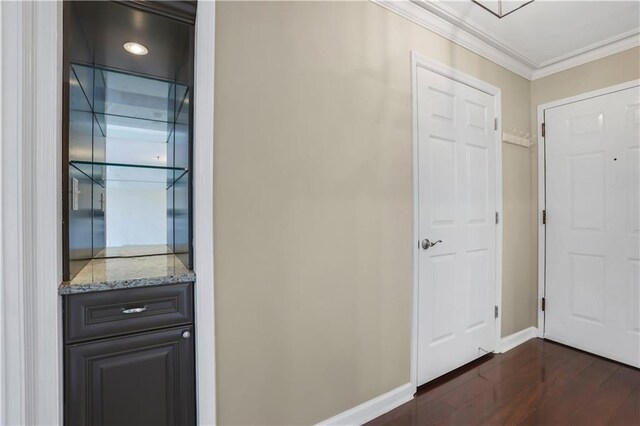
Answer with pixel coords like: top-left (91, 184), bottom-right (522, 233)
top-left (535, 79), bottom-right (640, 339)
top-left (410, 51), bottom-right (503, 392)
top-left (0, 2), bottom-right (217, 424)
top-left (193, 2), bottom-right (217, 425)
top-left (0, 1), bottom-right (64, 424)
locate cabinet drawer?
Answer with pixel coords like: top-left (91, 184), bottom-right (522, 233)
top-left (65, 283), bottom-right (193, 343)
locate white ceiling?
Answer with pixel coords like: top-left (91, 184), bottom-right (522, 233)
top-left (439, 0), bottom-right (639, 66)
top-left (375, 0), bottom-right (640, 79)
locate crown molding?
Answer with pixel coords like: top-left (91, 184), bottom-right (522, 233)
top-left (531, 32), bottom-right (640, 80)
top-left (371, 0), bottom-right (534, 79)
top-left (371, 0), bottom-right (640, 82)
top-left (413, 0), bottom-right (538, 69)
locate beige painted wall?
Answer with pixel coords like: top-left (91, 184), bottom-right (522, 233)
top-left (214, 1), bottom-right (533, 424)
top-left (529, 47), bottom-right (640, 327)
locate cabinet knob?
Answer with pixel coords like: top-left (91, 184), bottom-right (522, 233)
top-left (182, 331), bottom-right (191, 339)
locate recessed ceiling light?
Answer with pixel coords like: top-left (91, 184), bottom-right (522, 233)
top-left (123, 42), bottom-right (148, 56)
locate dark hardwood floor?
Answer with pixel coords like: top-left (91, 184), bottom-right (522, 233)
top-left (366, 339), bottom-right (640, 426)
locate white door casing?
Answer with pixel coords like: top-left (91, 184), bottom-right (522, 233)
top-left (411, 53), bottom-right (502, 387)
top-left (0, 2), bottom-right (64, 424)
top-left (542, 84), bottom-right (640, 367)
top-left (193, 2), bottom-right (218, 424)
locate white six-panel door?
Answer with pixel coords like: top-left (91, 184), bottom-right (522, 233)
top-left (416, 66), bottom-right (498, 386)
top-left (544, 86), bottom-right (640, 367)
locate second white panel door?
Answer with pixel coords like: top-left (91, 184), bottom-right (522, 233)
top-left (544, 85), bottom-right (640, 367)
top-left (416, 67), bottom-right (498, 386)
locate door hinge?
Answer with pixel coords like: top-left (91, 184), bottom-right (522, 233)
top-left (495, 211), bottom-right (499, 225)
top-left (542, 209), bottom-right (546, 225)
top-left (541, 123), bottom-right (546, 137)
top-left (494, 117), bottom-right (498, 131)
top-left (495, 305), bottom-right (499, 319)
top-left (541, 297), bottom-right (546, 312)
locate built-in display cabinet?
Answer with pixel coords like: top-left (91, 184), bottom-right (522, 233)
top-left (67, 63), bottom-right (191, 277)
top-left (60, 2), bottom-right (197, 425)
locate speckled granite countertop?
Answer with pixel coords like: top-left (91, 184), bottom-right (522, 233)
top-left (59, 254), bottom-right (195, 295)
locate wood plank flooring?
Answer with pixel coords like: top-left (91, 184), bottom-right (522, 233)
top-left (365, 339), bottom-right (640, 426)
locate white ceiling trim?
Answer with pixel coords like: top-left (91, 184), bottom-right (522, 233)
top-left (537, 28), bottom-right (638, 68)
top-left (371, 0), bottom-right (640, 81)
top-left (413, 0), bottom-right (538, 68)
top-left (531, 31), bottom-right (640, 79)
top-left (371, 0), bottom-right (534, 79)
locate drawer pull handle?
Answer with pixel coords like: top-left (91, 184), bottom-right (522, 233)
top-left (121, 306), bottom-right (147, 314)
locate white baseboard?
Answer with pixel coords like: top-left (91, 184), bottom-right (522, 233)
top-left (316, 327), bottom-right (537, 426)
top-left (317, 383), bottom-right (414, 426)
top-left (317, 326), bottom-right (538, 426)
top-left (501, 326), bottom-right (539, 353)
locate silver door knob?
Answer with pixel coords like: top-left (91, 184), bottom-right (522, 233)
top-left (421, 239), bottom-right (442, 250)
top-left (182, 331), bottom-right (191, 339)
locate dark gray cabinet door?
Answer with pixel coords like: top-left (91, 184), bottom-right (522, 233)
top-left (65, 326), bottom-right (195, 426)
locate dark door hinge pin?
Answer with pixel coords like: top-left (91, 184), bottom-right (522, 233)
top-left (541, 297), bottom-right (546, 312)
top-left (542, 209), bottom-right (546, 225)
top-left (541, 123), bottom-right (546, 137)
top-left (495, 305), bottom-right (499, 318)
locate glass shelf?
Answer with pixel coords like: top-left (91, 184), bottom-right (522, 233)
top-left (69, 160), bottom-right (187, 188)
top-left (92, 244), bottom-right (174, 259)
top-left (70, 63), bottom-right (190, 144)
top-left (93, 112), bottom-right (174, 144)
top-left (71, 63), bottom-right (189, 123)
